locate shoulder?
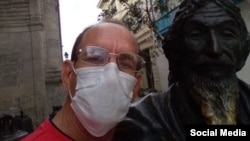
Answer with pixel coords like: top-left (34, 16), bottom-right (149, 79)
top-left (113, 92), bottom-right (166, 141)
top-left (238, 79), bottom-right (250, 92)
top-left (21, 119), bottom-right (72, 141)
top-left (113, 85), bottom-right (179, 141)
top-left (238, 79), bottom-right (250, 100)
top-left (131, 92), bottom-right (165, 119)
top-left (21, 120), bottom-right (48, 141)
top-left (131, 84), bottom-right (178, 113)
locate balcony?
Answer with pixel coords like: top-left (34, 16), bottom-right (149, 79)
top-left (155, 7), bottom-right (178, 36)
top-left (155, 0), bottom-right (245, 36)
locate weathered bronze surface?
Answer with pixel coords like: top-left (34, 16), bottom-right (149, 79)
top-left (113, 0), bottom-right (250, 140)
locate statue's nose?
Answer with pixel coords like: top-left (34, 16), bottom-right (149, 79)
top-left (206, 30), bottom-right (223, 58)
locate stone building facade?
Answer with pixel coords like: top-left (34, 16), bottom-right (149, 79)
top-left (0, 0), bottom-right (65, 128)
top-left (97, 0), bottom-right (164, 91)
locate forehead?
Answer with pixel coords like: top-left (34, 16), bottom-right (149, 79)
top-left (79, 23), bottom-right (138, 53)
top-left (187, 2), bottom-right (236, 26)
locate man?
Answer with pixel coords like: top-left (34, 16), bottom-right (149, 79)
top-left (21, 20), bottom-right (143, 141)
top-left (113, 0), bottom-right (250, 140)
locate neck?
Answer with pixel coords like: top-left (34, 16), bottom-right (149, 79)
top-left (52, 97), bottom-right (114, 141)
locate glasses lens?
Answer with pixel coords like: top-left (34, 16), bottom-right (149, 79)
top-left (79, 46), bottom-right (108, 65)
top-left (78, 46), bottom-right (144, 72)
top-left (118, 53), bottom-right (143, 72)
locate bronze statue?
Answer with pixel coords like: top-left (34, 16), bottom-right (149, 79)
top-left (112, 0), bottom-right (250, 140)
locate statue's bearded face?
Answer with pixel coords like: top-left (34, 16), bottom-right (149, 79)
top-left (181, 2), bottom-right (242, 79)
top-left (181, 2), bottom-right (241, 124)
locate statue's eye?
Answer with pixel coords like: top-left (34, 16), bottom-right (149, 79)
top-left (187, 30), bottom-right (203, 39)
top-left (217, 22), bottom-right (239, 40)
top-left (219, 29), bottom-right (236, 39)
top-left (184, 22), bottom-right (207, 40)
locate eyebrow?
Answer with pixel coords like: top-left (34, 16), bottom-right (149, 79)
top-left (186, 18), bottom-right (237, 27)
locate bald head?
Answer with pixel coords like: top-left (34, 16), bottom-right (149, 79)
top-left (71, 20), bottom-right (139, 62)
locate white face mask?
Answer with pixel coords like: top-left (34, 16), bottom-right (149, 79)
top-left (70, 63), bottom-right (136, 137)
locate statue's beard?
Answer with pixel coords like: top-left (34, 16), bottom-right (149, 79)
top-left (186, 71), bottom-right (239, 125)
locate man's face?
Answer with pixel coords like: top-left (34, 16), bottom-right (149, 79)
top-left (182, 2), bottom-right (242, 79)
top-left (67, 23), bottom-right (142, 101)
top-left (76, 23), bottom-right (138, 64)
top-left (75, 23), bottom-right (139, 75)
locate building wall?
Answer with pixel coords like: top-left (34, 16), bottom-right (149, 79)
top-left (136, 27), bottom-right (163, 90)
top-left (134, 26), bottom-right (155, 89)
top-left (155, 46), bottom-right (169, 91)
top-left (98, 0), bottom-right (162, 90)
top-left (0, 0), bottom-right (65, 128)
top-left (43, 0), bottom-right (66, 120)
top-left (236, 1), bottom-right (250, 84)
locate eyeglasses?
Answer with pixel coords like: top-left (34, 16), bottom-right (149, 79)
top-left (77, 46), bottom-right (145, 73)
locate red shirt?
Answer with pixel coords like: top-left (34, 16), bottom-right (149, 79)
top-left (21, 118), bottom-right (73, 141)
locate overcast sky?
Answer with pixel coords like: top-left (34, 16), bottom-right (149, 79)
top-left (59, 0), bottom-right (102, 60)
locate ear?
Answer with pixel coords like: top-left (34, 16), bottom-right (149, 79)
top-left (61, 60), bottom-right (74, 92)
top-left (132, 72), bottom-right (142, 102)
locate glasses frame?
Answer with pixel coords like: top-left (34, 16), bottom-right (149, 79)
top-left (77, 46), bottom-right (145, 73)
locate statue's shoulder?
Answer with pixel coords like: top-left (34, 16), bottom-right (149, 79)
top-left (238, 79), bottom-right (250, 94)
top-left (125, 84), bottom-right (179, 127)
top-left (132, 91), bottom-right (165, 105)
top-left (132, 84), bottom-right (178, 109)
top-left (112, 84), bottom-right (185, 141)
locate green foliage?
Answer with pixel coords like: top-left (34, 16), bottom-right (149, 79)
top-left (98, 0), bottom-right (170, 90)
top-left (154, 0), bottom-right (169, 13)
top-left (98, 0), bottom-right (169, 34)
top-left (98, 9), bottom-right (117, 20)
top-left (123, 1), bottom-right (144, 33)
